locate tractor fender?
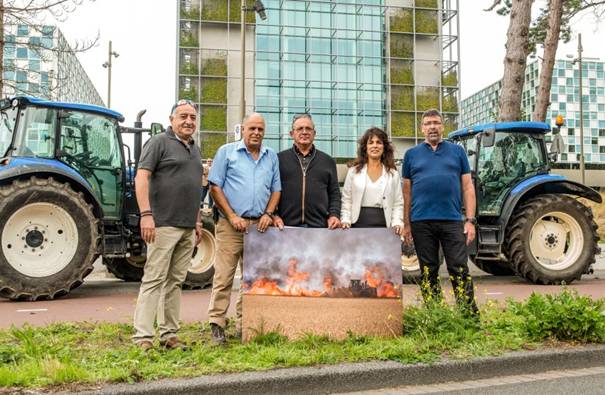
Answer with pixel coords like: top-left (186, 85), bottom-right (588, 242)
top-left (0, 156), bottom-right (104, 218)
top-left (497, 173), bottom-right (602, 229)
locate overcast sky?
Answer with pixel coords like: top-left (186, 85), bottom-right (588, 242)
top-left (53, 1), bottom-right (603, 127)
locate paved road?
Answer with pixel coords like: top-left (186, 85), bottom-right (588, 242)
top-left (340, 365), bottom-right (605, 394)
top-left (1, 254), bottom-right (604, 329)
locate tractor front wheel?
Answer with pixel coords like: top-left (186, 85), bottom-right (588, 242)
top-left (505, 194), bottom-right (599, 285)
top-left (0, 177), bottom-right (100, 300)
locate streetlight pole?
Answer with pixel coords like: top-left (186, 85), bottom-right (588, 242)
top-left (577, 34), bottom-right (585, 185)
top-left (239, 1), bottom-right (267, 126)
top-left (102, 40), bottom-right (119, 108)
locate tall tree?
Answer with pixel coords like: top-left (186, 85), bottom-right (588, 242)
top-left (489, 0), bottom-right (605, 122)
top-left (0, 0), bottom-right (97, 97)
top-left (488, 0), bottom-right (534, 122)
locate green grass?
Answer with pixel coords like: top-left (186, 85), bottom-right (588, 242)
top-left (0, 289), bottom-right (604, 391)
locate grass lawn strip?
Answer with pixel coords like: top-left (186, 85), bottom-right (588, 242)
top-left (0, 288), bottom-right (603, 392)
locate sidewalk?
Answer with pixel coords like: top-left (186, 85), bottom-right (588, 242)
top-left (81, 345), bottom-right (605, 395)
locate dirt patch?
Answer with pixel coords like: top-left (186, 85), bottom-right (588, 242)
top-left (242, 295), bottom-right (403, 341)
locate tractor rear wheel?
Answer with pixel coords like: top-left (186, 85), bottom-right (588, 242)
top-left (0, 177), bottom-right (100, 300)
top-left (470, 257), bottom-right (515, 276)
top-left (400, 241), bottom-right (445, 284)
top-left (103, 209), bottom-right (216, 288)
top-left (505, 194), bottom-right (599, 285)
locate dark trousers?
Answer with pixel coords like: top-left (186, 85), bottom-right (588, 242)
top-left (411, 220), bottom-right (478, 314)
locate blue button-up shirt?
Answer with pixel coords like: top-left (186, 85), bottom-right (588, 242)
top-left (209, 140), bottom-right (281, 217)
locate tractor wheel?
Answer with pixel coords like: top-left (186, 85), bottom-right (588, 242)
top-left (0, 177), bottom-right (100, 300)
top-left (400, 240), bottom-right (444, 284)
top-left (470, 257), bottom-right (515, 276)
top-left (103, 255), bottom-right (145, 282)
top-left (505, 194), bottom-right (599, 285)
top-left (183, 210), bottom-right (216, 289)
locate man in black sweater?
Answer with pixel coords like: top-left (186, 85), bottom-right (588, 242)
top-left (273, 114), bottom-right (341, 229)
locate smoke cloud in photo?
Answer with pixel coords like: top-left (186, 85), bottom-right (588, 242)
top-left (243, 227), bottom-right (402, 292)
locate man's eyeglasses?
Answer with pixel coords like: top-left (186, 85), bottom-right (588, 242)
top-left (171, 99), bottom-right (199, 114)
top-left (423, 121), bottom-right (442, 126)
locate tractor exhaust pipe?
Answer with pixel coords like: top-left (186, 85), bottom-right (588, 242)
top-left (134, 109), bottom-right (147, 168)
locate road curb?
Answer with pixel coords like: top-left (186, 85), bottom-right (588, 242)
top-left (82, 344), bottom-right (605, 394)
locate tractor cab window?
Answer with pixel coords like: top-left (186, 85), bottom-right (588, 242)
top-left (59, 111), bottom-right (123, 217)
top-left (13, 107), bottom-right (56, 158)
top-left (477, 132), bottom-right (545, 215)
top-left (0, 106), bottom-right (18, 157)
top-left (454, 135), bottom-right (478, 172)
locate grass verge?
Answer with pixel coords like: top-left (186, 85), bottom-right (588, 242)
top-left (0, 288), bottom-right (604, 391)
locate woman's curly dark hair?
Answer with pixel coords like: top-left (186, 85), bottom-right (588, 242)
top-left (351, 127), bottom-right (397, 173)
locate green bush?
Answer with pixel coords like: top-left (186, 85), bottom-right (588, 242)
top-left (390, 34), bottom-right (414, 58)
top-left (180, 7), bottom-right (200, 20)
top-left (391, 86), bottom-right (414, 111)
top-left (416, 87), bottom-right (439, 111)
top-left (180, 32), bottom-right (198, 47)
top-left (201, 78), bottom-right (227, 104)
top-left (201, 58), bottom-right (228, 76)
top-left (180, 62), bottom-right (199, 75)
top-left (442, 94), bottom-right (458, 113)
top-left (391, 112), bottom-right (416, 137)
top-left (390, 60), bottom-right (414, 84)
top-left (442, 71), bottom-right (458, 87)
top-left (202, 0), bottom-right (254, 23)
top-left (201, 132), bottom-right (227, 158)
top-left (390, 8), bottom-right (413, 33)
top-left (179, 87), bottom-right (198, 101)
top-left (443, 115), bottom-right (458, 134)
top-left (415, 0), bottom-right (439, 9)
top-left (509, 289), bottom-right (605, 343)
top-left (201, 106), bottom-right (227, 131)
top-left (415, 10), bottom-right (438, 34)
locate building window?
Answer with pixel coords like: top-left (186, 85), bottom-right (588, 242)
top-left (569, 145), bottom-right (575, 153)
top-left (600, 129), bottom-right (605, 137)
top-left (16, 47), bottom-right (28, 59)
top-left (568, 128), bottom-right (574, 136)
top-left (17, 25), bottom-right (29, 36)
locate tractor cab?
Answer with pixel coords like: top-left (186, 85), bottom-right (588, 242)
top-left (449, 122), bottom-right (550, 217)
top-left (0, 96), bottom-right (126, 219)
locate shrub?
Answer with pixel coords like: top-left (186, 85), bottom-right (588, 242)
top-left (201, 58), bottom-right (228, 76)
top-left (442, 71), bottom-right (458, 87)
top-left (391, 112), bottom-right (416, 137)
top-left (390, 8), bottom-right (413, 33)
top-left (416, 87), bottom-right (439, 111)
top-left (178, 87), bottom-right (198, 101)
top-left (415, 10), bottom-right (438, 34)
top-left (390, 34), bottom-right (414, 58)
top-left (180, 62), bottom-right (199, 75)
top-left (415, 0), bottom-right (439, 9)
top-left (180, 7), bottom-right (200, 20)
top-left (201, 132), bottom-right (226, 158)
top-left (391, 86), bottom-right (414, 111)
top-left (201, 78), bottom-right (227, 104)
top-left (201, 106), bottom-right (227, 132)
top-left (180, 32), bottom-right (198, 47)
top-left (390, 60), bottom-right (414, 84)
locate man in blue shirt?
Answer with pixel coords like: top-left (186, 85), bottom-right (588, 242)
top-left (207, 112), bottom-right (281, 344)
top-left (402, 109), bottom-right (478, 315)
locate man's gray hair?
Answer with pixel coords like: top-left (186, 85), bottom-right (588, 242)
top-left (242, 112), bottom-right (265, 125)
top-left (291, 113), bottom-right (315, 131)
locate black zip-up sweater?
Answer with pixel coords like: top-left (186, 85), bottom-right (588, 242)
top-left (277, 146), bottom-right (341, 228)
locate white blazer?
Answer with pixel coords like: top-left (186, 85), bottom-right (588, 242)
top-left (340, 164), bottom-right (404, 228)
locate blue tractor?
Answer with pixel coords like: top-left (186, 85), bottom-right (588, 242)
top-left (447, 121), bottom-right (601, 284)
top-left (0, 97), bottom-right (216, 300)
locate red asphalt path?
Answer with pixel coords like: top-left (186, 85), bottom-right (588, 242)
top-left (1, 274), bottom-right (604, 329)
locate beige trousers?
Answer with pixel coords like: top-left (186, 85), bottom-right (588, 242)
top-left (133, 226), bottom-right (194, 343)
top-left (207, 217), bottom-right (255, 329)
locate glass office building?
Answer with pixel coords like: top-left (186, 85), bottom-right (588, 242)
top-left (177, 0), bottom-right (460, 159)
top-left (461, 59), bottom-right (605, 164)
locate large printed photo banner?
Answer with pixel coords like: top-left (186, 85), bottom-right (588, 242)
top-left (242, 227), bottom-right (403, 341)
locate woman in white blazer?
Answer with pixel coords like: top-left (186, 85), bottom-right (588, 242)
top-left (341, 127), bottom-right (404, 234)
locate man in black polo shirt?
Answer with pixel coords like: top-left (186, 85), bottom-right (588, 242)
top-left (402, 109), bottom-right (478, 315)
top-left (273, 113), bottom-right (341, 229)
top-left (132, 100), bottom-right (203, 350)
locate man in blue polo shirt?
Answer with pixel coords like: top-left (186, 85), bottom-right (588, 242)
top-left (207, 112), bottom-right (281, 344)
top-left (402, 109), bottom-right (478, 315)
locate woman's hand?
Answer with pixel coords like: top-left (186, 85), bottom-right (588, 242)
top-left (341, 222), bottom-right (351, 230)
top-left (392, 225), bottom-right (403, 236)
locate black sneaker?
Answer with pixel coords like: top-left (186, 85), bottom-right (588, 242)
top-left (210, 323), bottom-right (226, 346)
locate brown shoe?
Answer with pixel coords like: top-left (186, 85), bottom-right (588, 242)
top-left (160, 337), bottom-right (188, 351)
top-left (136, 340), bottom-right (153, 352)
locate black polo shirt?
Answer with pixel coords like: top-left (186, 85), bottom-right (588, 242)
top-left (138, 127), bottom-right (202, 228)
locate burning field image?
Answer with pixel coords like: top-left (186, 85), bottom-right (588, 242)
top-left (242, 227), bottom-right (402, 341)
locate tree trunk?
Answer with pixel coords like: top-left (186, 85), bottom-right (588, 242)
top-left (532, 0), bottom-right (563, 122)
top-left (498, 0), bottom-right (533, 122)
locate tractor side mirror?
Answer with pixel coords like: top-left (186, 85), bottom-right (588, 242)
top-left (481, 129), bottom-right (495, 148)
top-left (150, 123), bottom-right (164, 136)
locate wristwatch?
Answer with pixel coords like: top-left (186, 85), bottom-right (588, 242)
top-left (464, 216), bottom-right (477, 225)
top-left (263, 211), bottom-right (275, 218)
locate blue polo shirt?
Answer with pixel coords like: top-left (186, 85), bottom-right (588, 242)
top-left (402, 141), bottom-right (470, 222)
top-left (209, 140), bottom-right (281, 218)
